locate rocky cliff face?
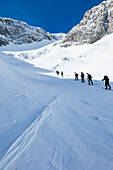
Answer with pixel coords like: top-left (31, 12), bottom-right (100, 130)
top-left (62, 0), bottom-right (113, 45)
top-left (0, 17), bottom-right (56, 46)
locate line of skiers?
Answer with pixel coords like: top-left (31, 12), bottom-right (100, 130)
top-left (74, 72), bottom-right (111, 89)
top-left (74, 72), bottom-right (93, 85)
top-left (56, 70), bottom-right (111, 90)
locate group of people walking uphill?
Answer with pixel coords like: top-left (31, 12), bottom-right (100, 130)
top-left (56, 70), bottom-right (111, 90)
top-left (74, 72), bottom-right (111, 89)
top-left (56, 70), bottom-right (63, 77)
top-left (74, 72), bottom-right (93, 85)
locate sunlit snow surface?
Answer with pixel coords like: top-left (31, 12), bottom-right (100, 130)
top-left (0, 35), bottom-right (113, 170)
top-left (1, 33), bottom-right (113, 81)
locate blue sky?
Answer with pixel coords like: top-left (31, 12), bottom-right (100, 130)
top-left (0, 0), bottom-right (103, 33)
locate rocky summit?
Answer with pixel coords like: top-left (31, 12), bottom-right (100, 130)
top-left (0, 17), bottom-right (56, 46)
top-left (62, 0), bottom-right (113, 45)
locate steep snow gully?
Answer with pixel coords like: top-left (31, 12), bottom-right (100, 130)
top-left (0, 50), bottom-right (113, 170)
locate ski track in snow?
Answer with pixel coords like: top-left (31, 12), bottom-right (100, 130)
top-left (0, 97), bottom-right (59, 169)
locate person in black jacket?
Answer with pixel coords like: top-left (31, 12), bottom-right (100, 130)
top-left (102, 75), bottom-right (111, 89)
top-left (61, 71), bottom-right (63, 77)
top-left (74, 72), bottom-right (79, 80)
top-left (87, 73), bottom-right (93, 85)
top-left (81, 72), bottom-right (85, 82)
top-left (56, 70), bottom-right (59, 76)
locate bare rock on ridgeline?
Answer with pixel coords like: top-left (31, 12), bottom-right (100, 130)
top-left (62, 0), bottom-right (113, 45)
top-left (0, 17), bottom-right (57, 46)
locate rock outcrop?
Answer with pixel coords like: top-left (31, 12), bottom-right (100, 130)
top-left (62, 0), bottom-right (113, 45)
top-left (0, 17), bottom-right (56, 46)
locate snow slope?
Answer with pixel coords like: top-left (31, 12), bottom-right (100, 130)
top-left (0, 46), bottom-right (113, 170)
top-left (1, 33), bottom-right (113, 81)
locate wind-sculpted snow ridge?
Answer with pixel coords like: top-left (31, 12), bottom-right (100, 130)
top-left (0, 97), bottom-right (59, 170)
top-left (0, 17), bottom-right (59, 46)
top-left (62, 0), bottom-right (113, 46)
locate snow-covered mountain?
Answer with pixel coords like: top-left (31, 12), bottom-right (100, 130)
top-left (62, 0), bottom-right (113, 45)
top-left (0, 17), bottom-right (62, 46)
top-left (0, 1), bottom-right (113, 82)
top-left (1, 31), bottom-right (113, 81)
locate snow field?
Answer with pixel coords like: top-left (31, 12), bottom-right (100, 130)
top-left (0, 34), bottom-right (113, 169)
top-left (1, 33), bottom-right (113, 81)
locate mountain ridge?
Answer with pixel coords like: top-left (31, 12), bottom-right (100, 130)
top-left (1, 0), bottom-right (113, 47)
top-left (62, 0), bottom-right (113, 45)
top-left (0, 17), bottom-right (59, 46)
